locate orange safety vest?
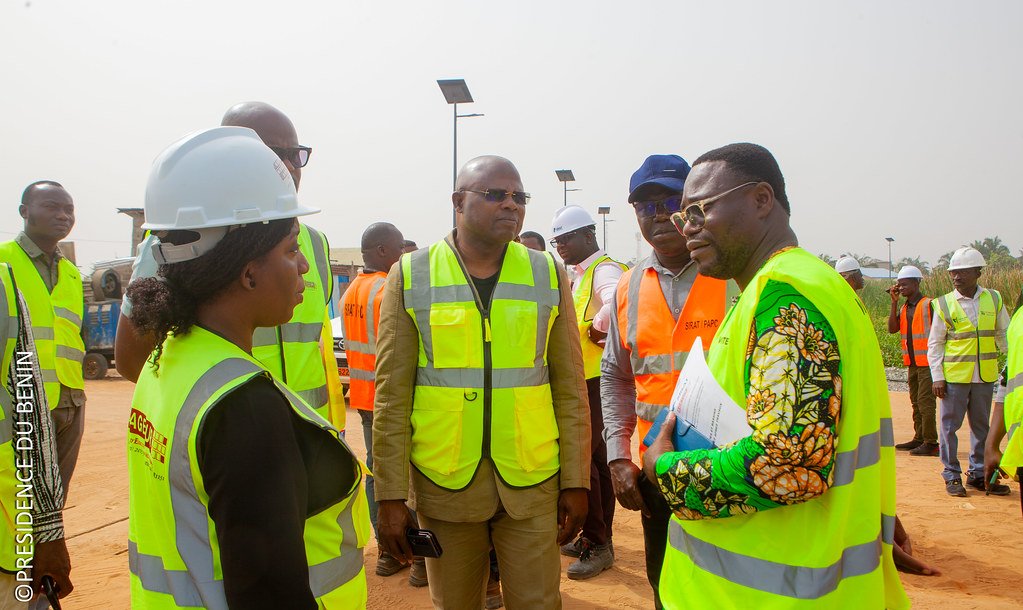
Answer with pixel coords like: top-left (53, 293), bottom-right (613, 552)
top-left (899, 297), bottom-right (932, 367)
top-left (615, 265), bottom-right (729, 457)
top-left (341, 271), bottom-right (387, 411)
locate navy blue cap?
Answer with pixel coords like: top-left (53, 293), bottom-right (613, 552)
top-left (628, 154), bottom-right (691, 202)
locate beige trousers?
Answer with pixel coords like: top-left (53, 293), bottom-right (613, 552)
top-left (0, 573), bottom-right (29, 610)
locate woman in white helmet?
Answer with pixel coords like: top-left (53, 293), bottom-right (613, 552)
top-left (124, 127), bottom-right (369, 609)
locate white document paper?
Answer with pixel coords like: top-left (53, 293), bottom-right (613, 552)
top-left (669, 336), bottom-right (753, 446)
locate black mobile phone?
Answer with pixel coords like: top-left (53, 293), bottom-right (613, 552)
top-left (406, 527), bottom-right (443, 558)
top-left (42, 575), bottom-right (62, 610)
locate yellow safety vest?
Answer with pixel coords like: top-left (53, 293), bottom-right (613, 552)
top-left (127, 326), bottom-right (369, 609)
top-left (252, 223), bottom-right (338, 422)
top-left (660, 248), bottom-right (908, 609)
top-left (934, 289), bottom-right (1002, 383)
top-left (0, 263), bottom-right (26, 570)
top-left (574, 254), bottom-right (627, 379)
top-left (0, 241), bottom-right (84, 408)
top-left (401, 238), bottom-right (562, 490)
top-left (1001, 308), bottom-right (1023, 478)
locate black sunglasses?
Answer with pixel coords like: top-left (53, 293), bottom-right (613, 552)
top-left (460, 188), bottom-right (531, 206)
top-left (269, 145), bottom-right (312, 169)
top-left (632, 194), bottom-right (683, 218)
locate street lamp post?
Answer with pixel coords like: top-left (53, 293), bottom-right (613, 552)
top-left (555, 169), bottom-right (579, 206)
top-left (438, 79), bottom-right (484, 227)
top-left (885, 237), bottom-right (895, 279)
top-left (597, 206), bottom-right (611, 251)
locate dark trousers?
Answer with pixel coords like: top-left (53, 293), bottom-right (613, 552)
top-left (639, 472), bottom-right (671, 610)
top-left (907, 365), bottom-right (938, 444)
top-left (582, 377), bottom-right (616, 546)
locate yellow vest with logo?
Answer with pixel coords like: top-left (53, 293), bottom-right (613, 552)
top-left (0, 240), bottom-right (85, 408)
top-left (660, 248), bottom-right (908, 609)
top-left (934, 289), bottom-right (1002, 383)
top-left (1000, 308), bottom-right (1023, 478)
top-left (127, 327), bottom-right (369, 609)
top-left (0, 263), bottom-right (26, 571)
top-left (401, 239), bottom-right (562, 489)
top-left (574, 254), bottom-right (627, 379)
top-left (252, 224), bottom-right (338, 422)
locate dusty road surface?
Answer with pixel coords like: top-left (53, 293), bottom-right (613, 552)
top-left (60, 377), bottom-right (1023, 609)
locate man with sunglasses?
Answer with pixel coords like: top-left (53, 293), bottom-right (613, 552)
top-left (549, 205), bottom-right (626, 580)
top-left (643, 143), bottom-right (908, 609)
top-left (373, 155), bottom-right (591, 609)
top-left (600, 154), bottom-right (737, 608)
top-left (115, 102), bottom-right (345, 427)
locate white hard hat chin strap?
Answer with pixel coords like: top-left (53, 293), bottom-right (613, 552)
top-left (151, 226), bottom-right (229, 265)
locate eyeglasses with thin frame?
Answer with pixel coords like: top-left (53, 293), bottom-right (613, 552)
top-left (269, 145), bottom-right (313, 169)
top-left (460, 188), bottom-right (531, 206)
top-left (549, 227), bottom-right (590, 248)
top-left (631, 194), bottom-right (683, 218)
top-left (669, 181), bottom-right (759, 233)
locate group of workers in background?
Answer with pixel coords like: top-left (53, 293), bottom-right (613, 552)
top-left (0, 99), bottom-right (1019, 610)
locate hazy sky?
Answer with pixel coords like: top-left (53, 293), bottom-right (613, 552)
top-left (2, 0), bottom-right (1021, 271)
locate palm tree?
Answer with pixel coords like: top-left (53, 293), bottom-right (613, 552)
top-left (818, 253), bottom-right (836, 266)
top-left (896, 256), bottom-right (930, 274)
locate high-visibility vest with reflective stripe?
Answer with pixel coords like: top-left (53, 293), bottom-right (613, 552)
top-left (341, 271), bottom-right (387, 411)
top-left (899, 297), bottom-right (932, 367)
top-left (614, 264), bottom-right (731, 456)
top-left (934, 289), bottom-right (1002, 383)
top-left (1000, 308), bottom-right (1023, 477)
top-left (252, 223), bottom-right (337, 421)
top-left (660, 247), bottom-right (908, 610)
top-left (0, 263), bottom-right (25, 571)
top-left (127, 326), bottom-right (369, 609)
top-left (574, 255), bottom-right (627, 380)
top-left (401, 240), bottom-right (561, 490)
top-left (0, 240), bottom-right (84, 407)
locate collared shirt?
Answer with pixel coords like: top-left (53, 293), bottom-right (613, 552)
top-left (372, 233), bottom-right (591, 521)
top-left (15, 231), bottom-right (64, 293)
top-left (571, 249), bottom-right (625, 334)
top-left (600, 255), bottom-right (699, 463)
top-left (927, 286), bottom-right (1011, 383)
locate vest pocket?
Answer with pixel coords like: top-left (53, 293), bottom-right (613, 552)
top-left (512, 385), bottom-right (559, 472)
top-left (411, 389), bottom-right (464, 476)
top-left (429, 306), bottom-right (471, 369)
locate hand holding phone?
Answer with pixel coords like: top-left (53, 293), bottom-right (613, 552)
top-left (406, 528), bottom-right (443, 558)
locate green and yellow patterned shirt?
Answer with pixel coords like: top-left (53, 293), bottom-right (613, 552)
top-left (654, 280), bottom-right (841, 519)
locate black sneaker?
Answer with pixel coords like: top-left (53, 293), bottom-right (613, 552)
top-left (909, 442), bottom-right (939, 456)
top-left (895, 439), bottom-right (923, 451)
top-left (966, 476), bottom-right (1011, 496)
top-left (560, 537), bottom-right (586, 558)
top-left (945, 479), bottom-right (967, 497)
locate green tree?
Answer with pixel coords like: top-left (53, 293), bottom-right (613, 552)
top-left (896, 256), bottom-right (930, 274)
top-left (818, 253), bottom-right (836, 266)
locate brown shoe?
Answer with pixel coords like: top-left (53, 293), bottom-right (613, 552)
top-left (376, 550), bottom-right (407, 577)
top-left (409, 557), bottom-right (429, 587)
top-left (485, 573), bottom-right (504, 609)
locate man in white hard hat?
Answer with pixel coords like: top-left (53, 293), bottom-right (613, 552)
top-left (549, 205), bottom-right (626, 580)
top-left (887, 265), bottom-right (939, 456)
top-left (928, 247), bottom-right (1012, 497)
top-left (835, 256), bottom-right (864, 291)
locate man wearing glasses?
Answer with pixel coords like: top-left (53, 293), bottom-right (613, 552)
top-left (373, 155), bottom-right (591, 609)
top-left (115, 102), bottom-right (345, 427)
top-left (643, 143), bottom-right (908, 608)
top-left (600, 154), bottom-right (737, 608)
top-left (549, 205), bottom-right (626, 580)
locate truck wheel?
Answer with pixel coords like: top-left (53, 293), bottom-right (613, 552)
top-left (83, 353), bottom-right (109, 380)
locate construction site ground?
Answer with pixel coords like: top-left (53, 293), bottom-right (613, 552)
top-left (62, 377), bottom-right (1023, 609)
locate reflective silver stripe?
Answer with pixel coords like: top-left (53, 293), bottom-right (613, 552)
top-left (32, 326), bottom-right (54, 341)
top-left (667, 513), bottom-right (896, 600)
top-left (625, 266), bottom-right (645, 351)
top-left (299, 385), bottom-right (330, 409)
top-left (1008, 422), bottom-right (1019, 441)
top-left (945, 352), bottom-right (998, 363)
top-left (633, 351), bottom-right (688, 376)
top-left (40, 369), bottom-right (58, 383)
top-left (405, 249), bottom-right (435, 358)
top-left (523, 250), bottom-right (558, 369)
top-left (1007, 372), bottom-right (1023, 394)
top-left (309, 490), bottom-right (363, 596)
top-left (935, 296), bottom-right (953, 328)
top-left (831, 419), bottom-right (893, 488)
top-left (129, 541), bottom-right (227, 609)
top-left (346, 339), bottom-right (371, 352)
top-left (636, 401), bottom-right (666, 422)
top-left (304, 225), bottom-right (331, 304)
top-left (0, 389), bottom-right (12, 444)
top-left (56, 344), bottom-right (85, 363)
top-left (947, 329), bottom-right (999, 341)
top-left (281, 321), bottom-right (323, 344)
top-left (349, 368), bottom-right (375, 381)
top-left (365, 277), bottom-right (387, 354)
top-left (252, 326), bottom-right (278, 349)
top-left (414, 283), bottom-right (475, 304)
top-left (53, 306), bottom-right (82, 328)
top-left (416, 366), bottom-right (548, 389)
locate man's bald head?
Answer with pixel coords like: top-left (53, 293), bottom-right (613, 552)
top-left (452, 155), bottom-right (525, 247)
top-left (222, 101), bottom-right (304, 188)
top-left (361, 222), bottom-right (405, 272)
top-left (454, 155), bottom-right (521, 192)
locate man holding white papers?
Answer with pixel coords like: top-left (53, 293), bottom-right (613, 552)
top-left (644, 143), bottom-right (908, 609)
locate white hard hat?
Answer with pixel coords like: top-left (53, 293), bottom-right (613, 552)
top-left (947, 247), bottom-right (986, 271)
top-left (897, 265), bottom-right (923, 280)
top-left (550, 205), bottom-right (597, 239)
top-left (835, 256), bottom-right (860, 273)
top-left (144, 127), bottom-right (318, 264)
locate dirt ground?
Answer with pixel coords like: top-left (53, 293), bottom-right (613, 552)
top-left (60, 376), bottom-right (1022, 609)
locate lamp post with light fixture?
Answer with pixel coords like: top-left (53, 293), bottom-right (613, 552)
top-left (437, 79), bottom-right (484, 226)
